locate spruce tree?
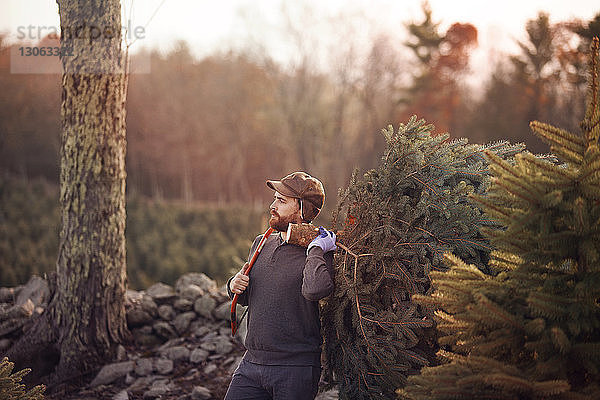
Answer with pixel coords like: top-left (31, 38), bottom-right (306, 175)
top-left (400, 39), bottom-right (600, 400)
top-left (321, 117), bottom-right (523, 399)
top-left (0, 357), bottom-right (45, 400)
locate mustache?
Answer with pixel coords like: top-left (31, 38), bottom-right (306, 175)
top-left (270, 210), bottom-right (279, 217)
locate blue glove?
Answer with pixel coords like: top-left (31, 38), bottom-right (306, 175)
top-left (307, 226), bottom-right (337, 254)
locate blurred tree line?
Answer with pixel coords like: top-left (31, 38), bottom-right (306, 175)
top-left (0, 5), bottom-right (599, 220)
top-left (2, 2), bottom-right (598, 391)
top-left (0, 173), bottom-right (263, 288)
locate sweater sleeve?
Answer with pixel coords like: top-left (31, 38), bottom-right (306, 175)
top-left (302, 246), bottom-right (335, 301)
top-left (227, 235), bottom-right (262, 306)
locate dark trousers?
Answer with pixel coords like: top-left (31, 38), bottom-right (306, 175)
top-left (224, 359), bottom-right (321, 400)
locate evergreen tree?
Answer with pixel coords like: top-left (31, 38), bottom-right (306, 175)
top-left (573, 13), bottom-right (600, 47)
top-left (321, 117), bottom-right (523, 399)
top-left (0, 357), bottom-right (45, 400)
top-left (404, 1), bottom-right (444, 94)
top-left (400, 39), bottom-right (600, 400)
top-left (401, 2), bottom-right (477, 135)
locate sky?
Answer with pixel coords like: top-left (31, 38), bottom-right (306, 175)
top-left (1, 0), bottom-right (599, 79)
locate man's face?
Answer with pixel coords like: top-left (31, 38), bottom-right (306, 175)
top-left (269, 191), bottom-right (302, 232)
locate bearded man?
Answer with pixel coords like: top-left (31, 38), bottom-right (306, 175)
top-left (224, 171), bottom-right (337, 400)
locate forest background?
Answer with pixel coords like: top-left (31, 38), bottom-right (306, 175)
top-left (1, 2), bottom-right (599, 290)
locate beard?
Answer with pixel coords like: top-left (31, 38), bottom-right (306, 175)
top-left (269, 211), bottom-right (300, 232)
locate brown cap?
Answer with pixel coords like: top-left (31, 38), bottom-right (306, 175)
top-left (267, 172), bottom-right (325, 222)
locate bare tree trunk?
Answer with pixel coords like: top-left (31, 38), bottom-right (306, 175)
top-left (7, 0), bottom-right (129, 387)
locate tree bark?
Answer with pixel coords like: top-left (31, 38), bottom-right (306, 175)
top-left (284, 223), bottom-right (346, 248)
top-left (6, 0), bottom-right (129, 387)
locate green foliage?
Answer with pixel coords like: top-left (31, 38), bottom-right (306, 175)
top-left (0, 357), bottom-right (45, 400)
top-left (0, 174), bottom-right (60, 285)
top-left (401, 39), bottom-right (600, 400)
top-left (321, 116), bottom-right (524, 399)
top-left (126, 196), bottom-right (263, 289)
top-left (0, 173), bottom-right (263, 289)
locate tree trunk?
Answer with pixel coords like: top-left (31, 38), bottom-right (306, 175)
top-left (284, 223), bottom-right (346, 248)
top-left (6, 0), bottom-right (129, 387)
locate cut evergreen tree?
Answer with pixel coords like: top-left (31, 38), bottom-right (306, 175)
top-left (400, 39), bottom-right (600, 400)
top-left (321, 116), bottom-right (524, 399)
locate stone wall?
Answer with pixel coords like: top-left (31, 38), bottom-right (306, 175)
top-left (1, 273), bottom-right (337, 400)
top-left (1, 273), bottom-right (247, 399)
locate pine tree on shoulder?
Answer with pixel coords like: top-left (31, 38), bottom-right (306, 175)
top-left (320, 117), bottom-right (523, 399)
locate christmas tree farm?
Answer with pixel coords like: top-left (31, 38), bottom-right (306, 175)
top-left (400, 38), bottom-right (600, 400)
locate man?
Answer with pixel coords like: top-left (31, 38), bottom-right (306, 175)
top-left (224, 171), bottom-right (337, 400)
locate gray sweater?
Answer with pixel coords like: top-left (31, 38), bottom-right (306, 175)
top-left (227, 232), bottom-right (335, 366)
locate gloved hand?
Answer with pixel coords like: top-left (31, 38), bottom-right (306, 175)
top-left (307, 226), bottom-right (337, 254)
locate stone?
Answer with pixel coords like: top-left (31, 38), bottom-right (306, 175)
top-left (203, 363), bottom-right (217, 375)
top-left (117, 344), bottom-right (128, 361)
top-left (127, 309), bottom-right (153, 328)
top-left (201, 331), bottom-right (218, 341)
top-left (158, 304), bottom-right (176, 321)
top-left (146, 282), bottom-right (176, 302)
top-left (173, 298), bottom-right (193, 311)
top-left (192, 324), bottom-right (211, 338)
top-left (159, 337), bottom-right (186, 351)
top-left (15, 276), bottom-right (49, 307)
top-left (113, 390), bottom-right (129, 400)
top-left (215, 283), bottom-right (231, 303)
top-left (191, 386), bottom-right (212, 400)
top-left (193, 296), bottom-right (217, 319)
top-left (214, 337), bottom-right (233, 355)
top-left (139, 325), bottom-right (153, 334)
top-left (155, 358), bottom-right (174, 375)
top-left (128, 375), bottom-right (161, 392)
top-left (126, 289), bottom-right (143, 306)
top-left (141, 295), bottom-right (158, 317)
top-left (0, 286), bottom-right (19, 303)
top-left (135, 358), bottom-right (154, 376)
top-left (219, 327), bottom-right (231, 336)
top-left (151, 378), bottom-right (171, 391)
top-left (153, 321), bottom-right (177, 339)
top-left (164, 346), bottom-right (190, 362)
top-left (200, 341), bottom-right (216, 352)
top-left (143, 388), bottom-right (166, 399)
top-left (189, 348), bottom-right (209, 363)
top-left (90, 361), bottom-right (135, 387)
top-left (175, 273), bottom-right (217, 294)
top-left (0, 301), bottom-right (32, 335)
top-left (132, 327), bottom-right (163, 347)
top-left (173, 311), bottom-right (196, 334)
top-left (180, 284), bottom-right (204, 301)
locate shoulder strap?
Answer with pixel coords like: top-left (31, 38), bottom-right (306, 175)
top-left (231, 227), bottom-right (274, 336)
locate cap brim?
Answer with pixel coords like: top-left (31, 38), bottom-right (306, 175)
top-left (266, 180), bottom-right (299, 198)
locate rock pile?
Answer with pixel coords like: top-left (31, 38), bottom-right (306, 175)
top-left (0, 275), bottom-right (49, 353)
top-left (1, 273), bottom-right (248, 399)
top-left (108, 272), bottom-right (248, 399)
top-left (1, 273), bottom-right (337, 400)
